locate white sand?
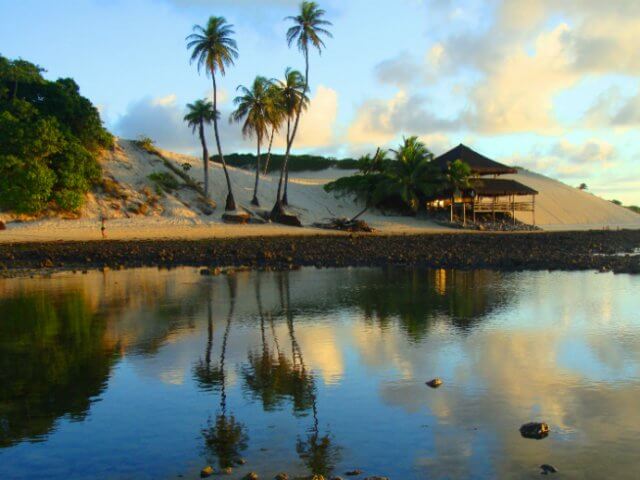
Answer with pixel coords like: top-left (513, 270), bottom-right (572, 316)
top-left (0, 139), bottom-right (638, 243)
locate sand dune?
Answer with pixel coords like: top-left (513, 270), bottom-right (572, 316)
top-left (0, 139), bottom-right (638, 243)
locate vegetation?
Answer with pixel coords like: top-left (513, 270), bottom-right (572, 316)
top-left (230, 76), bottom-right (275, 206)
top-left (187, 16), bottom-right (239, 212)
top-left (325, 137), bottom-right (467, 218)
top-left (611, 199), bottom-right (640, 215)
top-left (273, 1), bottom-right (333, 217)
top-left (0, 54), bottom-right (112, 214)
top-left (184, 99), bottom-right (217, 200)
top-left (148, 171), bottom-right (180, 194)
top-left (220, 151), bottom-right (357, 173)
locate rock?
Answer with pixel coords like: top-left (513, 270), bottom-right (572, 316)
top-left (519, 422), bottom-right (550, 439)
top-left (345, 470), bottom-right (363, 476)
top-left (200, 466), bottom-right (214, 478)
top-left (222, 210), bottom-right (251, 224)
top-left (272, 211), bottom-right (302, 227)
top-left (0, 220), bottom-right (6, 230)
top-left (221, 466), bottom-right (233, 474)
top-left (41, 258), bottom-right (54, 268)
top-left (363, 477), bottom-right (389, 480)
top-left (540, 464), bottom-right (558, 475)
top-left (244, 473), bottom-right (259, 480)
top-left (426, 378), bottom-right (443, 388)
top-left (235, 458), bottom-right (247, 465)
top-left (275, 474), bottom-right (289, 480)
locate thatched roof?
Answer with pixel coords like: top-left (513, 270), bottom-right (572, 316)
top-left (433, 144), bottom-right (517, 175)
top-left (469, 178), bottom-right (538, 197)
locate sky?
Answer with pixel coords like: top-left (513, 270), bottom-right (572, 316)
top-left (1, 0), bottom-right (639, 204)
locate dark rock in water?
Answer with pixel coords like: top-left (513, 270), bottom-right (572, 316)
top-left (275, 473), bottom-right (289, 480)
top-left (520, 422), bottom-right (550, 439)
top-left (345, 470), bottom-right (363, 476)
top-left (235, 458), bottom-right (247, 465)
top-left (426, 378), bottom-right (443, 388)
top-left (540, 464), bottom-right (558, 474)
top-left (0, 220), bottom-right (6, 230)
top-left (222, 210), bottom-right (251, 224)
top-left (331, 477), bottom-right (344, 480)
top-left (200, 466), bottom-right (214, 478)
top-left (363, 477), bottom-right (389, 480)
top-left (221, 466), bottom-right (233, 474)
top-left (244, 473), bottom-right (259, 480)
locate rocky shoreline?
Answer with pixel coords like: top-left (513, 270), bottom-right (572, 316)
top-left (0, 230), bottom-right (639, 278)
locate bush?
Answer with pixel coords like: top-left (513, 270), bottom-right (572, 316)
top-left (221, 152), bottom-right (358, 173)
top-left (148, 172), bottom-right (180, 193)
top-left (135, 135), bottom-right (158, 154)
top-left (0, 55), bottom-right (111, 214)
top-left (0, 155), bottom-right (56, 213)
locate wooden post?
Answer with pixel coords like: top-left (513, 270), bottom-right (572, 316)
top-left (532, 195), bottom-right (536, 226)
top-left (492, 197), bottom-right (496, 222)
top-left (512, 194), bottom-right (516, 225)
top-left (463, 201), bottom-right (466, 226)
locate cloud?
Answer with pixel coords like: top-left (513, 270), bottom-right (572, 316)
top-left (374, 52), bottom-right (421, 88)
top-left (507, 139), bottom-right (617, 179)
top-left (348, 90), bottom-right (463, 146)
top-left (113, 93), bottom-right (246, 155)
top-left (114, 87), bottom-right (340, 156)
top-left (272, 85), bottom-right (340, 150)
top-left (584, 87), bottom-right (640, 127)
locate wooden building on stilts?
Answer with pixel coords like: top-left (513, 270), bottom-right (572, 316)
top-left (431, 144), bottom-right (538, 226)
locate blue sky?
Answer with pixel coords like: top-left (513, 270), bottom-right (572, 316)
top-left (2, 0), bottom-right (639, 204)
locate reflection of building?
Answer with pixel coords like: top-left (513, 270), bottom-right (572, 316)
top-left (432, 144), bottom-right (538, 225)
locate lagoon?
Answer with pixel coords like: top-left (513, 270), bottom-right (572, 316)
top-left (1, 267), bottom-right (639, 479)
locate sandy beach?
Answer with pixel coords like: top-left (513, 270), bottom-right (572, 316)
top-left (1, 140), bottom-right (639, 244)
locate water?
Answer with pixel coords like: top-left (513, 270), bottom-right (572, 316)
top-left (1, 267), bottom-right (639, 479)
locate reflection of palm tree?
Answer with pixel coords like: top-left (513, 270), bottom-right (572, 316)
top-left (279, 272), bottom-right (340, 477)
top-left (198, 277), bottom-right (249, 469)
top-left (242, 274), bottom-right (314, 413)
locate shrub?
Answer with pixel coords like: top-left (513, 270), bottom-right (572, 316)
top-left (135, 135), bottom-right (158, 154)
top-left (0, 55), bottom-right (111, 214)
top-left (148, 172), bottom-right (180, 193)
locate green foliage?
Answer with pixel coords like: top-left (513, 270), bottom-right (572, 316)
top-left (222, 152), bottom-right (357, 172)
top-left (627, 205), bottom-right (640, 214)
top-left (0, 54), bottom-right (112, 214)
top-left (134, 135), bottom-right (158, 154)
top-left (326, 137), bottom-right (469, 214)
top-left (611, 199), bottom-right (622, 206)
top-left (148, 171), bottom-right (180, 193)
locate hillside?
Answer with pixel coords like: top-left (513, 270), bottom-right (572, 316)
top-left (1, 139), bottom-right (639, 242)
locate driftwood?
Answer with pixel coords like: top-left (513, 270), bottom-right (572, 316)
top-left (312, 217), bottom-right (373, 233)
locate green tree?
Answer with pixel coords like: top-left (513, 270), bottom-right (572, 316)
top-left (325, 137), bottom-right (444, 215)
top-left (444, 158), bottom-right (471, 222)
top-left (272, 1), bottom-right (332, 218)
top-left (184, 99), bottom-right (218, 201)
top-left (230, 76), bottom-right (273, 206)
top-left (187, 17), bottom-right (239, 212)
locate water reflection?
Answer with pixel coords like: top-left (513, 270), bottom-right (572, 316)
top-left (0, 267), bottom-right (638, 479)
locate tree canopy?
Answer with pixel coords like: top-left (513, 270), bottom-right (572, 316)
top-left (0, 54), bottom-right (112, 214)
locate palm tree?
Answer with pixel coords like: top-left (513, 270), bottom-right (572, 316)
top-left (187, 16), bottom-right (239, 212)
top-left (230, 76), bottom-right (272, 206)
top-left (279, 68), bottom-right (310, 206)
top-left (261, 81), bottom-right (286, 175)
top-left (325, 137), bottom-right (442, 215)
top-left (272, 1), bottom-right (332, 218)
top-left (184, 99), bottom-right (218, 201)
top-left (444, 159), bottom-right (471, 222)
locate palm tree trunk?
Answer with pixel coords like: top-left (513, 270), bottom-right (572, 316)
top-left (350, 205), bottom-right (368, 222)
top-left (252, 134), bottom-right (261, 206)
top-left (263, 126), bottom-right (276, 175)
top-left (199, 121), bottom-right (210, 200)
top-left (282, 166), bottom-right (291, 206)
top-left (211, 72), bottom-right (237, 211)
top-left (272, 49), bottom-right (309, 218)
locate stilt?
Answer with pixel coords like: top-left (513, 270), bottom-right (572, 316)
top-left (532, 195), bottom-right (536, 226)
top-left (463, 202), bottom-right (466, 226)
top-left (512, 194), bottom-right (516, 225)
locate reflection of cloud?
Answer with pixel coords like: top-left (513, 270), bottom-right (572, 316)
top-left (297, 325), bottom-right (344, 384)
